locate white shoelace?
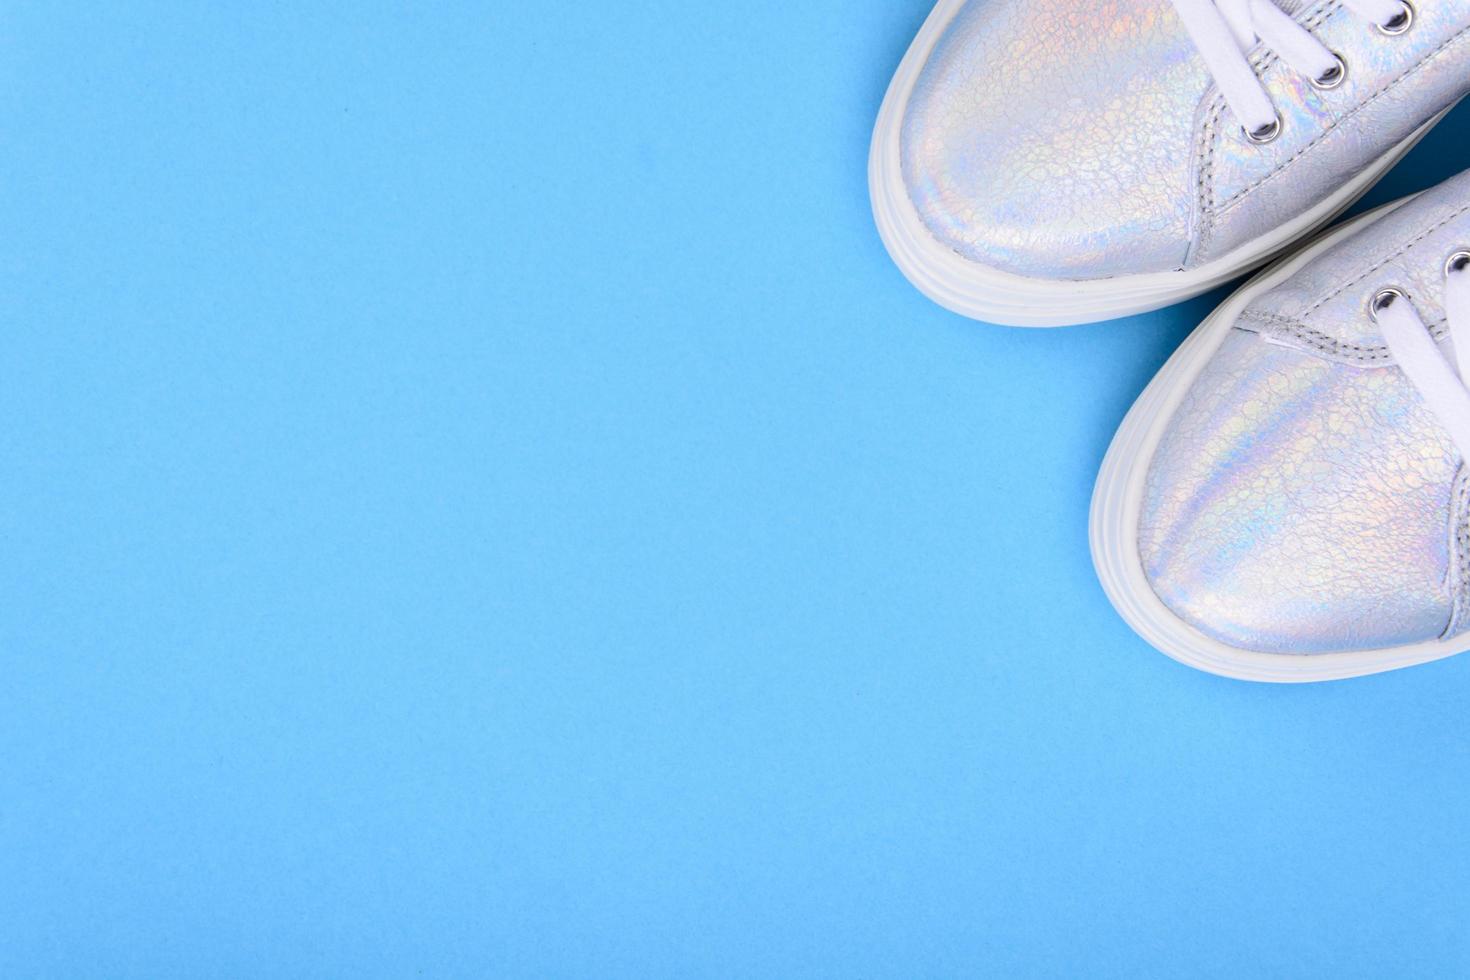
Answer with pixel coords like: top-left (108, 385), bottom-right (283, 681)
top-left (1372, 255), bottom-right (1470, 464)
top-left (1170, 0), bottom-right (1414, 142)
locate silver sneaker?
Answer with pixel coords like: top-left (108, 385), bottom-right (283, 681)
top-left (871, 0), bottom-right (1470, 326)
top-left (1094, 168), bottom-right (1470, 681)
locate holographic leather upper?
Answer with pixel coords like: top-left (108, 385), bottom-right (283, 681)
top-left (1140, 170), bottom-right (1470, 654)
top-left (900, 0), bottom-right (1470, 281)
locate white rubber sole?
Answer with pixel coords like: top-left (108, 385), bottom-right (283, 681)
top-left (868, 0), bottom-right (1452, 327)
top-left (1090, 197), bottom-right (1470, 683)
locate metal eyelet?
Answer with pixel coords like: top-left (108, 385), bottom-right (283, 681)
top-left (1376, 0), bottom-right (1414, 35)
top-left (1311, 54), bottom-right (1347, 90)
top-left (1369, 286), bottom-right (1407, 321)
top-left (1244, 115), bottom-right (1282, 145)
top-left (1446, 250), bottom-right (1470, 278)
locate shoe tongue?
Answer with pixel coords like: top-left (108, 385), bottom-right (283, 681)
top-left (1271, 0), bottom-right (1310, 14)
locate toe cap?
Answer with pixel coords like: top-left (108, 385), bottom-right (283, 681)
top-left (899, 0), bottom-right (1209, 280)
top-left (1139, 329), bottom-right (1460, 654)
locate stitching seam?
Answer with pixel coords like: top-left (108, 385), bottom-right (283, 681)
top-left (1238, 308), bottom-right (1449, 362)
top-left (1444, 466), bottom-right (1470, 639)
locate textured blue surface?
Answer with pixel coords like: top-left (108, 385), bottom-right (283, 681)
top-left (6, 2), bottom-right (1470, 975)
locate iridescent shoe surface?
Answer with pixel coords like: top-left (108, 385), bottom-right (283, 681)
top-left (870, 0), bottom-right (1470, 325)
top-left (1093, 169), bottom-right (1470, 682)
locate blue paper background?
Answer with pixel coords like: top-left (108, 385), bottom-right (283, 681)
top-left (7, 2), bottom-right (1470, 975)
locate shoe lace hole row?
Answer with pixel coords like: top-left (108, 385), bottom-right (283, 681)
top-left (1243, 1), bottom-right (1413, 148)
